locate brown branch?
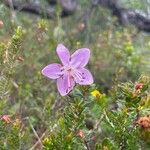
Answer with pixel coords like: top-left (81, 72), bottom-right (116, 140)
top-left (84, 140), bottom-right (91, 150)
top-left (2, 0), bottom-right (77, 18)
top-left (3, 0), bottom-right (55, 18)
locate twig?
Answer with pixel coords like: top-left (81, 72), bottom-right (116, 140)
top-left (29, 130), bottom-right (47, 150)
top-left (84, 140), bottom-right (91, 150)
top-left (103, 110), bottom-right (115, 129)
top-left (28, 118), bottom-right (43, 149)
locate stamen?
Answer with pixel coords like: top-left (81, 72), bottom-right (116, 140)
top-left (66, 74), bottom-right (72, 94)
top-left (73, 69), bottom-right (84, 82)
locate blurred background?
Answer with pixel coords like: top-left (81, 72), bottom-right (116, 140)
top-left (0, 0), bottom-right (150, 149)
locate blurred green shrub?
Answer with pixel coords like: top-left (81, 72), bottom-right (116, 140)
top-left (0, 2), bottom-right (149, 149)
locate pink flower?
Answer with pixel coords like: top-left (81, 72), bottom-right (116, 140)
top-left (134, 82), bottom-right (143, 91)
top-left (1, 115), bottom-right (11, 124)
top-left (78, 129), bottom-right (85, 138)
top-left (42, 44), bottom-right (93, 96)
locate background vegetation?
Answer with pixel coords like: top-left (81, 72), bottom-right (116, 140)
top-left (0, 0), bottom-right (150, 149)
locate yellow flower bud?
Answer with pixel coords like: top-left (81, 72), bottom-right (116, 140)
top-left (91, 90), bottom-right (102, 98)
top-left (43, 137), bottom-right (50, 144)
top-left (65, 132), bottom-right (73, 142)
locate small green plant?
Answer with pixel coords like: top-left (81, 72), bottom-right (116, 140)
top-left (42, 75), bottom-right (150, 150)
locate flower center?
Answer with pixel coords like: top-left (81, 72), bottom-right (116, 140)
top-left (66, 67), bottom-right (72, 73)
top-left (61, 65), bottom-right (73, 74)
top-left (60, 64), bottom-right (84, 84)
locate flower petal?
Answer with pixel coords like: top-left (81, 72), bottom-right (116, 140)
top-left (70, 48), bottom-right (90, 68)
top-left (56, 44), bottom-right (70, 65)
top-left (57, 74), bottom-right (75, 96)
top-left (42, 63), bottom-right (62, 79)
top-left (74, 68), bottom-right (93, 85)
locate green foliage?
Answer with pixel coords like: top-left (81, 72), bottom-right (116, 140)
top-left (0, 117), bottom-right (29, 150)
top-left (0, 26), bottom-right (24, 100)
top-left (42, 76), bottom-right (150, 150)
top-left (0, 1), bottom-right (150, 149)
